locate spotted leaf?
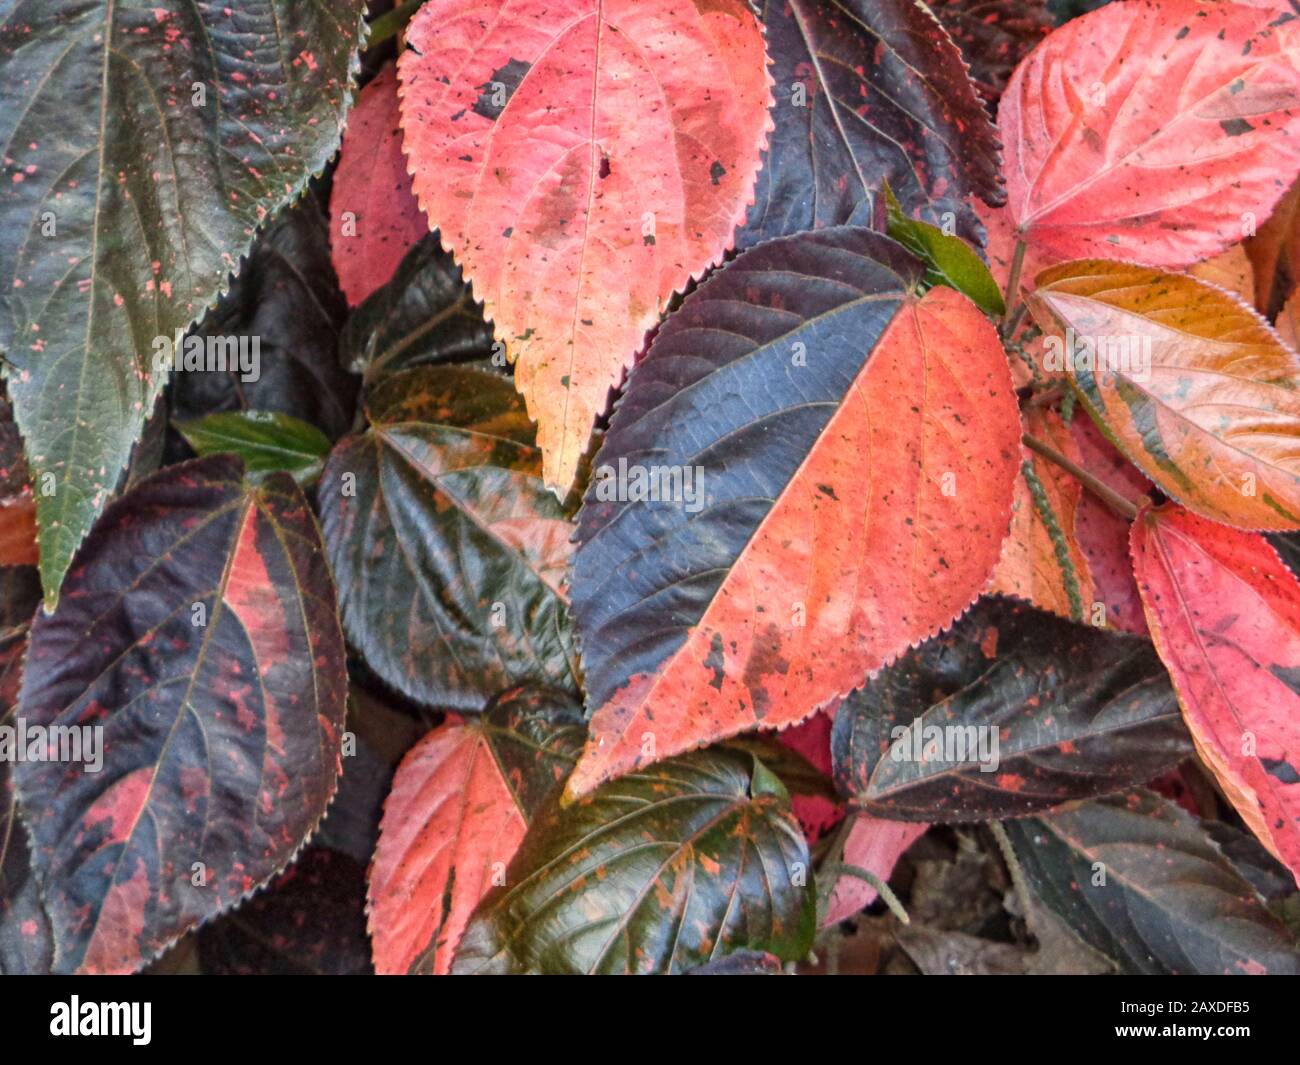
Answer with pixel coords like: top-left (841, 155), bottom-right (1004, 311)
top-left (13, 456), bottom-right (347, 974)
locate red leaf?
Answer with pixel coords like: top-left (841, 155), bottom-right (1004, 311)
top-left (776, 708), bottom-right (843, 843)
top-left (366, 687), bottom-right (582, 974)
top-left (566, 232), bottom-right (1020, 800)
top-left (397, 0), bottom-right (773, 491)
top-left (1131, 504), bottom-right (1300, 884)
top-left (1000, 0), bottom-right (1300, 268)
top-left (330, 64), bottom-right (428, 306)
top-left (823, 817), bottom-right (927, 927)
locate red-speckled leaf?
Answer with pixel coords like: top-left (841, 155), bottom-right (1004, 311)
top-left (1000, 0), bottom-right (1300, 269)
top-left (368, 686), bottom-right (584, 975)
top-left (197, 847), bottom-right (371, 976)
top-left (928, 0), bottom-right (1053, 110)
top-left (0, 0), bottom-right (367, 608)
top-left (397, 0), bottom-right (773, 492)
top-left (1131, 503), bottom-right (1300, 885)
top-left (822, 815), bottom-right (927, 927)
top-left (737, 0), bottom-right (1003, 249)
top-left (991, 408), bottom-right (1097, 622)
top-left (566, 229), bottom-right (1020, 800)
top-left (330, 64), bottom-right (428, 307)
top-left (319, 366), bottom-right (578, 712)
top-left (831, 598), bottom-right (1189, 821)
top-left (1029, 259), bottom-right (1300, 530)
top-left (451, 747), bottom-right (815, 974)
top-left (13, 456), bottom-right (347, 974)
top-left (1004, 789), bottom-right (1300, 973)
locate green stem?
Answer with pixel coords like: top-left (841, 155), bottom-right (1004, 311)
top-left (1022, 432), bottom-right (1143, 521)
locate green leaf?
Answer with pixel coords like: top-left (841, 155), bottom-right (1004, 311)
top-left (883, 183), bottom-right (1005, 315)
top-left (176, 410), bottom-right (331, 485)
top-left (318, 365), bottom-right (578, 712)
top-left (1004, 790), bottom-right (1300, 975)
top-left (0, 0), bottom-right (368, 608)
top-left (450, 747), bottom-right (816, 974)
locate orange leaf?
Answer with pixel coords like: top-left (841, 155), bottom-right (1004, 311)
top-left (1131, 504), bottom-right (1300, 884)
top-left (397, 0), bottom-right (773, 491)
top-left (1028, 259), bottom-right (1300, 530)
top-left (1000, 0), bottom-right (1300, 268)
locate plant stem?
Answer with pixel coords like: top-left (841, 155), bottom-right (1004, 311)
top-left (367, 0), bottom-right (423, 47)
top-left (1022, 432), bottom-right (1143, 520)
top-left (1003, 239), bottom-right (1028, 320)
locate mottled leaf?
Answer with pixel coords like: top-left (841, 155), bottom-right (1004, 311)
top-left (1029, 259), bottom-right (1300, 530)
top-left (397, 0), bottom-right (773, 491)
top-left (1131, 504), bottom-right (1300, 885)
top-left (1004, 789), bottom-right (1300, 974)
top-left (176, 410), bottom-right (331, 486)
top-left (451, 748), bottom-right (815, 974)
top-left (319, 366), bottom-right (577, 712)
top-left (14, 456), bottom-right (347, 973)
top-left (831, 598), bottom-right (1190, 820)
top-left (0, 0), bottom-right (367, 606)
top-left (928, 0), bottom-right (1053, 109)
top-left (1000, 0), bottom-right (1300, 267)
top-left (369, 686), bottom-right (584, 975)
top-left (739, 0), bottom-right (1003, 248)
top-left (567, 229), bottom-right (1020, 799)
top-left (339, 233), bottom-right (494, 384)
top-left (330, 64), bottom-right (427, 306)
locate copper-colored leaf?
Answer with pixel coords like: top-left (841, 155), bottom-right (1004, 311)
top-left (397, 0), bottom-right (773, 492)
top-left (1000, 0), bottom-right (1300, 268)
top-left (1029, 259), bottom-right (1300, 530)
top-left (367, 687), bottom-right (583, 975)
top-left (566, 229), bottom-right (1020, 799)
top-left (1131, 503), bottom-right (1300, 885)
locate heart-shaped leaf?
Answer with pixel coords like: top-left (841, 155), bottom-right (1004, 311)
top-left (368, 686), bottom-right (584, 975)
top-left (1004, 789), bottom-right (1300, 974)
top-left (738, 0), bottom-right (1003, 249)
top-left (1131, 503), bottom-right (1300, 885)
top-left (14, 456), bottom-right (347, 973)
top-left (1000, 0), bottom-right (1300, 267)
top-left (566, 228), bottom-right (1020, 799)
top-left (1029, 259), bottom-right (1300, 530)
top-left (330, 64), bottom-right (428, 307)
top-left (451, 748), bottom-right (815, 974)
top-left (397, 0), bottom-right (773, 492)
top-left (319, 366), bottom-right (578, 712)
top-left (831, 598), bottom-right (1189, 821)
top-left (339, 234), bottom-right (495, 384)
top-left (0, 0), bottom-right (368, 607)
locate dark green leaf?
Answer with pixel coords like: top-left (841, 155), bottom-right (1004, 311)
top-left (451, 747), bottom-right (815, 974)
top-left (1004, 790), bottom-right (1300, 975)
top-left (0, 1), bottom-right (367, 606)
top-left (340, 232), bottom-right (496, 385)
top-left (14, 455), bottom-right (348, 973)
top-left (319, 365), bottom-right (578, 713)
top-left (831, 598), bottom-right (1190, 821)
top-left (177, 410), bottom-right (331, 485)
top-left (169, 194), bottom-right (359, 440)
top-left (883, 183), bottom-right (1005, 315)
